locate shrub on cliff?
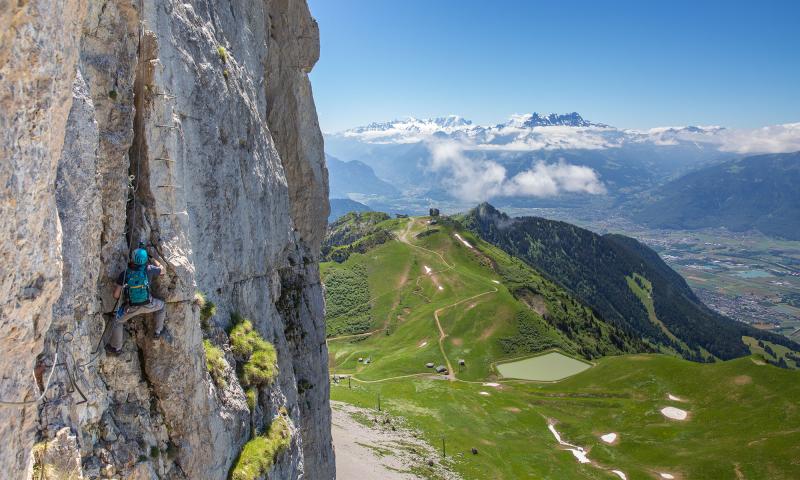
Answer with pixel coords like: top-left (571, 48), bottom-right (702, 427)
top-left (194, 291), bottom-right (217, 330)
top-left (230, 415), bottom-right (291, 480)
top-left (229, 317), bottom-right (278, 387)
top-left (203, 339), bottom-right (227, 388)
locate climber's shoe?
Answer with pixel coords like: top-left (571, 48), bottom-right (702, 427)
top-left (153, 330), bottom-right (163, 340)
top-left (105, 344), bottom-right (123, 356)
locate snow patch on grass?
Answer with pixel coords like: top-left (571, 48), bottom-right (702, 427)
top-left (547, 423), bottom-right (590, 464)
top-left (600, 433), bottom-right (617, 444)
top-left (454, 233), bottom-right (473, 249)
top-left (661, 406), bottom-right (688, 420)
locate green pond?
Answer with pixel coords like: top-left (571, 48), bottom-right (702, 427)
top-left (496, 352), bottom-right (591, 381)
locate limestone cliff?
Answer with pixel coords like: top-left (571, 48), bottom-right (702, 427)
top-left (0, 0), bottom-right (333, 478)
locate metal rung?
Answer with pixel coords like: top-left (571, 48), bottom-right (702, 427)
top-left (155, 124), bottom-right (178, 129)
top-left (160, 211), bottom-right (188, 216)
top-left (155, 157), bottom-right (175, 162)
top-left (158, 185), bottom-right (183, 189)
top-left (152, 92), bottom-right (176, 99)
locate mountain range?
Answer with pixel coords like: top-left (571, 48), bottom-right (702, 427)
top-left (632, 152), bottom-right (800, 240)
top-left (324, 113), bottom-right (800, 238)
top-left (329, 113), bottom-right (728, 148)
top-left (326, 154), bottom-right (399, 199)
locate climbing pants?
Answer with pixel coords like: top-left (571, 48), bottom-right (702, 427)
top-left (110, 297), bottom-right (165, 350)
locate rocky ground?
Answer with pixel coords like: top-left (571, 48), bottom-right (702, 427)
top-left (331, 401), bottom-right (461, 480)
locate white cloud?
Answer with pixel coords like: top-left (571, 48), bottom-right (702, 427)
top-left (426, 141), bottom-right (606, 202)
top-left (715, 123), bottom-right (800, 154)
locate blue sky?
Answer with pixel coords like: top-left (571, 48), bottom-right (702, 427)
top-left (307, 0), bottom-right (800, 132)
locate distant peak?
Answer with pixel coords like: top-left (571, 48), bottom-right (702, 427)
top-left (472, 202), bottom-right (504, 218)
top-left (432, 115), bottom-right (472, 128)
top-left (504, 112), bottom-right (605, 128)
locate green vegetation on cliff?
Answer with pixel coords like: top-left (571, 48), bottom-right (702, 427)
top-left (230, 416), bottom-right (292, 480)
top-left (230, 318), bottom-right (278, 387)
top-left (203, 339), bottom-right (227, 388)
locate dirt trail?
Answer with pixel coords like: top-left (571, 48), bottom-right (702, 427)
top-left (331, 218), bottom-right (499, 382)
top-left (434, 286), bottom-right (497, 380)
top-left (400, 219), bottom-right (501, 380)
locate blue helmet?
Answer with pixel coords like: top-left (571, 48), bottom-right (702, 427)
top-left (132, 248), bottom-right (148, 266)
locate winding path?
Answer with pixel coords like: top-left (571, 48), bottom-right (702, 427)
top-left (331, 218), bottom-right (500, 382)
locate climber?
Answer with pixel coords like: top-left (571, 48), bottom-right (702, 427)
top-left (106, 244), bottom-right (166, 354)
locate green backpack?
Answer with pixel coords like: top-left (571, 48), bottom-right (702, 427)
top-left (126, 266), bottom-right (150, 305)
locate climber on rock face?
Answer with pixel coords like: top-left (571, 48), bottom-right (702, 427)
top-left (106, 244), bottom-right (166, 355)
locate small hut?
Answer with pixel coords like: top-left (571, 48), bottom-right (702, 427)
top-left (425, 362), bottom-right (434, 368)
top-left (458, 359), bottom-right (466, 366)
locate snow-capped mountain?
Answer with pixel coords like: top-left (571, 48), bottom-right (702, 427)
top-left (502, 112), bottom-right (605, 128)
top-left (331, 112), bottom-right (738, 151)
top-left (323, 113), bottom-right (800, 212)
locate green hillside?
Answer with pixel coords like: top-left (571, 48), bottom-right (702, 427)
top-left (322, 215), bottom-right (800, 479)
top-left (324, 217), bottom-right (645, 381)
top-left (632, 152), bottom-right (800, 240)
top-left (459, 203), bottom-right (800, 360)
top-left (321, 211), bottom-right (400, 262)
top-left (328, 198), bottom-right (371, 223)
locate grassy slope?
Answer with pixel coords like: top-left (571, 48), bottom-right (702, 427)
top-left (743, 336), bottom-right (799, 369)
top-left (325, 218), bottom-right (635, 381)
top-left (625, 273), bottom-right (704, 359)
top-left (325, 217), bottom-right (800, 479)
top-left (332, 354), bottom-right (800, 480)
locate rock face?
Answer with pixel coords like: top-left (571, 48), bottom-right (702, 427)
top-left (0, 0), bottom-right (333, 478)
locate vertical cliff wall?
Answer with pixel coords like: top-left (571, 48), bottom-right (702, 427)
top-left (0, 0), bottom-right (332, 478)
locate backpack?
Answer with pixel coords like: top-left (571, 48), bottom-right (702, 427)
top-left (125, 266), bottom-right (150, 305)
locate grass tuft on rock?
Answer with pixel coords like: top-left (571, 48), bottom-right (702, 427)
top-left (203, 339), bottom-right (227, 388)
top-left (246, 388), bottom-right (257, 410)
top-left (229, 317), bottom-right (279, 387)
top-left (217, 45), bottom-right (228, 63)
top-left (230, 416), bottom-right (291, 480)
top-left (195, 291), bottom-right (217, 330)
top-left (243, 348), bottom-right (278, 387)
top-left (230, 319), bottom-right (267, 358)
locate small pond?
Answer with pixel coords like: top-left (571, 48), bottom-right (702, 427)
top-left (497, 352), bottom-right (591, 381)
